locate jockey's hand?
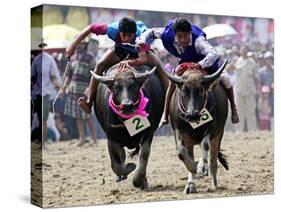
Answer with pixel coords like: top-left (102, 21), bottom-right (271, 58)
top-left (117, 61), bottom-right (129, 72)
top-left (194, 63), bottom-right (202, 69)
top-left (180, 63), bottom-right (201, 70)
top-left (175, 64), bottom-right (186, 73)
top-left (65, 43), bottom-right (77, 59)
top-left (175, 62), bottom-right (202, 75)
top-left (136, 37), bottom-right (145, 47)
top-left (58, 87), bottom-right (66, 97)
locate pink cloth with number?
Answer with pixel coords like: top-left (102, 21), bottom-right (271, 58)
top-left (108, 90), bottom-right (149, 119)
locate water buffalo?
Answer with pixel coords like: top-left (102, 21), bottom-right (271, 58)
top-left (92, 63), bottom-right (165, 189)
top-left (162, 60), bottom-right (229, 194)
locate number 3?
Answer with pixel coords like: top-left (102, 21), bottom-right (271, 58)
top-left (201, 113), bottom-right (209, 121)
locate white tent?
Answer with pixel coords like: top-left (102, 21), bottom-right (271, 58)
top-left (203, 24), bottom-right (237, 40)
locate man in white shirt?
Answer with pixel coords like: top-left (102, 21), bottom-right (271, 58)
top-left (31, 41), bottom-right (61, 149)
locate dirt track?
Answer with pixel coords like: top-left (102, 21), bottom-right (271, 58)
top-left (31, 131), bottom-right (274, 208)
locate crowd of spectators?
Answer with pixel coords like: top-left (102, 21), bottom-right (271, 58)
top-left (31, 6), bottom-right (274, 144)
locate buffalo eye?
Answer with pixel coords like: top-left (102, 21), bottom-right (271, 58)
top-left (113, 84), bottom-right (121, 92)
top-left (129, 83), bottom-right (137, 90)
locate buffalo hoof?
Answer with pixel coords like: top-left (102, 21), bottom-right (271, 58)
top-left (133, 177), bottom-right (149, 190)
top-left (207, 187), bottom-right (217, 193)
top-left (184, 183), bottom-right (197, 194)
top-left (116, 175), bottom-right (127, 182)
top-left (141, 178), bottom-right (149, 190)
top-left (124, 163), bottom-right (136, 176)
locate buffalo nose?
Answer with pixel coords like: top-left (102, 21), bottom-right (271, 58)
top-left (186, 111), bottom-right (200, 121)
top-left (193, 110), bottom-right (200, 117)
top-left (121, 100), bottom-right (133, 108)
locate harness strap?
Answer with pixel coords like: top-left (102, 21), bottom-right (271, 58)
top-left (109, 89), bottom-right (149, 119)
top-left (177, 91), bottom-right (207, 119)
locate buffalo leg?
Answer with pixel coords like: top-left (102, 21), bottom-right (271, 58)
top-left (175, 130), bottom-right (197, 173)
top-left (116, 147), bottom-right (128, 182)
top-left (133, 133), bottom-right (153, 189)
top-left (197, 135), bottom-right (210, 176)
top-left (209, 133), bottom-right (223, 190)
top-left (107, 140), bottom-right (136, 180)
top-left (183, 143), bottom-right (197, 194)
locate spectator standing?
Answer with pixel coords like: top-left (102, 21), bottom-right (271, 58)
top-left (258, 86), bottom-right (272, 130)
top-left (59, 42), bottom-right (98, 147)
top-left (234, 44), bottom-right (259, 132)
top-left (31, 40), bottom-right (61, 149)
top-left (259, 51), bottom-right (274, 122)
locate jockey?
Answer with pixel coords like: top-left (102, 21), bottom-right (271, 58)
top-left (136, 17), bottom-right (239, 126)
top-left (66, 17), bottom-right (169, 114)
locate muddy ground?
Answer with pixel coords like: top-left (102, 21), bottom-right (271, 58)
top-left (31, 131), bottom-right (274, 208)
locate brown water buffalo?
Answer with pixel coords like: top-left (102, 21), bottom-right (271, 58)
top-left (162, 60), bottom-right (229, 194)
top-left (92, 63), bottom-right (165, 189)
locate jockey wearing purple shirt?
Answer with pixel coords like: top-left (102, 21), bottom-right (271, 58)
top-left (136, 17), bottom-right (239, 126)
top-left (66, 17), bottom-right (169, 114)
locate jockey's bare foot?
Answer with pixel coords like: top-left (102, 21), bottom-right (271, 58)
top-left (76, 139), bottom-right (87, 147)
top-left (78, 97), bottom-right (92, 114)
top-left (231, 109), bottom-right (239, 124)
top-left (159, 115), bottom-right (169, 128)
top-left (89, 138), bottom-right (98, 147)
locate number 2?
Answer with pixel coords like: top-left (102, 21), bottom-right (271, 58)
top-left (132, 117), bottom-right (144, 130)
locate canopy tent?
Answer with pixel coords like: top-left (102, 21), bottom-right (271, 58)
top-left (31, 24), bottom-right (80, 49)
top-left (203, 24), bottom-right (237, 40)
